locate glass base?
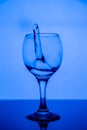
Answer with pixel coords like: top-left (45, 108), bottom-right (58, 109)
top-left (26, 111), bottom-right (60, 121)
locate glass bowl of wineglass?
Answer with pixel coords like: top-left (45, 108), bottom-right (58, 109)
top-left (22, 24), bottom-right (63, 121)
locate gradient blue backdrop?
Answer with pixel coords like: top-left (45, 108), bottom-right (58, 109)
top-left (0, 0), bottom-right (87, 99)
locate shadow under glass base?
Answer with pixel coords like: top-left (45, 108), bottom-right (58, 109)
top-left (26, 111), bottom-right (60, 121)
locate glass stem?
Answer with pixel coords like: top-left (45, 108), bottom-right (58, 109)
top-left (38, 80), bottom-right (48, 112)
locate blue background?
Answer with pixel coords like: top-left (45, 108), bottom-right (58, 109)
top-left (0, 0), bottom-right (87, 99)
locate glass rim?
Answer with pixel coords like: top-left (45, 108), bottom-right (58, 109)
top-left (25, 33), bottom-right (60, 38)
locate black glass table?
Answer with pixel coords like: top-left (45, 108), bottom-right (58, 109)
top-left (0, 100), bottom-right (87, 130)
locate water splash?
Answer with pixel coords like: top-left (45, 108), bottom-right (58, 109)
top-left (33, 23), bottom-right (45, 62)
top-left (25, 24), bottom-right (59, 80)
top-left (32, 23), bottom-right (53, 70)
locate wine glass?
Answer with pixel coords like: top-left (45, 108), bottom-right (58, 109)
top-left (22, 29), bottom-right (63, 121)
